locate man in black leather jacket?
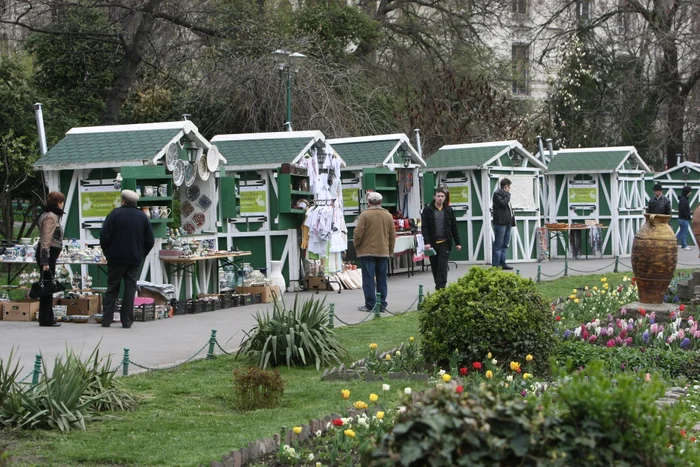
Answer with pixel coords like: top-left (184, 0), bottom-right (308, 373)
top-left (421, 188), bottom-right (461, 289)
top-left (492, 178), bottom-right (515, 270)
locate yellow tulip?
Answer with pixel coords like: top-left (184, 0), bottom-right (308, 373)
top-left (376, 411), bottom-right (385, 420)
top-left (385, 354), bottom-right (392, 361)
top-left (369, 393), bottom-right (379, 402)
top-left (574, 299), bottom-right (580, 304)
top-left (341, 389), bottom-right (350, 399)
top-left (442, 374), bottom-right (451, 382)
top-left (525, 354), bottom-right (533, 362)
top-left (523, 373), bottom-right (533, 380)
top-left (409, 336), bottom-right (415, 342)
top-left (510, 361), bottom-right (521, 371)
top-left (601, 277), bottom-right (607, 282)
top-left (487, 352), bottom-right (492, 359)
top-left (344, 429), bottom-right (356, 438)
top-left (505, 383), bottom-right (509, 388)
top-left (593, 286), bottom-right (598, 291)
top-left (369, 343), bottom-right (378, 350)
top-left (569, 294), bottom-right (576, 300)
top-left (584, 286), bottom-right (589, 291)
top-left (485, 370), bottom-right (493, 379)
top-left (353, 401), bottom-right (368, 410)
top-left (573, 289), bottom-right (578, 294)
top-left (293, 426), bottom-right (302, 434)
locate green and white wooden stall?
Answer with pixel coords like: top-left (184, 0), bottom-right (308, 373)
top-left (423, 141), bottom-right (545, 264)
top-left (541, 146), bottom-right (650, 258)
top-left (211, 131), bottom-right (345, 287)
top-left (327, 134), bottom-right (426, 237)
top-left (33, 121), bottom-right (223, 292)
top-left (652, 161), bottom-right (700, 247)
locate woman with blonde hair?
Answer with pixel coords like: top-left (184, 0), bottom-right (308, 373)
top-left (36, 191), bottom-right (65, 326)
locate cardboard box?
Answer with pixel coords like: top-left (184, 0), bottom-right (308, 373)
top-left (235, 285), bottom-right (281, 303)
top-left (307, 276), bottom-right (326, 290)
top-left (59, 295), bottom-right (102, 316)
top-left (2, 300), bottom-right (39, 321)
top-left (140, 289), bottom-right (168, 305)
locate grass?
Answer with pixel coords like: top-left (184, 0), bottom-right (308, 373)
top-left (1, 270), bottom-right (695, 466)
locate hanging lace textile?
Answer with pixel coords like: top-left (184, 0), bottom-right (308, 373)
top-left (588, 226), bottom-right (602, 256)
top-left (536, 227), bottom-right (549, 262)
top-left (569, 229), bottom-right (582, 259)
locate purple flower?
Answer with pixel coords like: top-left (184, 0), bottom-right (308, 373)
top-left (663, 295), bottom-right (669, 303)
top-left (564, 330), bottom-right (571, 339)
top-left (643, 330), bottom-right (649, 342)
top-left (626, 324), bottom-right (634, 333)
top-left (601, 327), bottom-right (608, 337)
top-left (521, 390), bottom-right (527, 397)
top-left (681, 338), bottom-right (691, 349)
top-left (620, 363), bottom-right (626, 371)
top-left (674, 295), bottom-right (680, 303)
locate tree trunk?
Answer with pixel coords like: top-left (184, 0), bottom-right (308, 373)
top-left (660, 37), bottom-right (684, 169)
top-left (101, 0), bottom-right (162, 124)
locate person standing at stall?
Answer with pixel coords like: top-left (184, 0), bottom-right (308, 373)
top-left (100, 190), bottom-right (154, 328)
top-left (36, 191), bottom-right (66, 327)
top-left (647, 183), bottom-right (671, 215)
top-left (492, 178), bottom-right (515, 270)
top-left (677, 185), bottom-right (692, 250)
top-left (354, 192), bottom-right (396, 312)
top-left (421, 188), bottom-right (461, 289)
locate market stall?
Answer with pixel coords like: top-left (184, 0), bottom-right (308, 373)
top-left (539, 146), bottom-right (650, 258)
top-left (328, 134), bottom-right (426, 275)
top-left (652, 161), bottom-right (700, 246)
top-left (423, 140), bottom-right (545, 264)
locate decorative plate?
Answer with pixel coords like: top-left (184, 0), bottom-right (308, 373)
top-left (184, 162), bottom-right (196, 187)
top-left (207, 145), bottom-right (220, 172)
top-left (166, 143), bottom-right (179, 171)
top-left (173, 160), bottom-right (186, 187)
top-left (180, 200), bottom-right (195, 218)
top-left (196, 194), bottom-right (212, 212)
top-left (192, 212), bottom-right (206, 228)
top-left (183, 222), bottom-right (197, 235)
top-left (197, 153), bottom-right (210, 181)
top-left (186, 185), bottom-right (200, 202)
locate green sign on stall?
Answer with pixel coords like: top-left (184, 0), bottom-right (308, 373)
top-left (568, 187), bottom-right (597, 204)
top-left (80, 186), bottom-right (122, 219)
top-left (240, 186), bottom-right (267, 216)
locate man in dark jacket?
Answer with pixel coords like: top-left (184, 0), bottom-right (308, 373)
top-left (677, 185), bottom-right (692, 250)
top-left (647, 183), bottom-right (671, 215)
top-left (492, 178), bottom-right (515, 270)
top-left (421, 188), bottom-right (461, 289)
top-left (100, 189), bottom-right (155, 328)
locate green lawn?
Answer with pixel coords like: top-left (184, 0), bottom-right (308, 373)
top-left (1, 270), bottom-right (694, 466)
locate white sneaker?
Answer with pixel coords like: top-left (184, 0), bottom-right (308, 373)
top-left (682, 246), bottom-right (693, 251)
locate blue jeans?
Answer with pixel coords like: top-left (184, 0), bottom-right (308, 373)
top-left (492, 224), bottom-right (512, 267)
top-left (677, 219), bottom-right (690, 248)
top-left (360, 256), bottom-right (388, 310)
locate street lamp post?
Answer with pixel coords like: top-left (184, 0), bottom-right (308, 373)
top-left (273, 49), bottom-right (306, 131)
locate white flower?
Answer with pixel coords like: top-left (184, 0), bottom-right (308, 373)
top-left (506, 375), bottom-right (514, 382)
top-left (397, 406), bottom-right (407, 413)
top-left (315, 430), bottom-right (322, 437)
top-left (404, 387), bottom-right (412, 395)
top-left (382, 383), bottom-right (391, 391)
top-left (308, 453), bottom-right (315, 461)
top-left (491, 359), bottom-right (497, 365)
top-left (395, 350), bottom-right (401, 357)
top-left (438, 369), bottom-right (446, 376)
top-left (574, 327), bottom-right (582, 337)
top-left (357, 417), bottom-right (369, 428)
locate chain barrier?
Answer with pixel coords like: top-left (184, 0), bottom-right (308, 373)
top-left (333, 311), bottom-right (374, 326)
top-left (568, 260), bottom-right (618, 274)
top-left (215, 340), bottom-right (234, 355)
top-left (384, 296), bottom-right (419, 316)
top-left (539, 269), bottom-right (566, 278)
top-left (128, 341), bottom-right (209, 372)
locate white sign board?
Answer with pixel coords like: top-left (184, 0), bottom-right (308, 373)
top-left (505, 175), bottom-right (537, 210)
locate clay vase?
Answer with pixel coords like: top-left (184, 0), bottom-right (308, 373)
top-left (631, 213), bottom-right (677, 304)
top-left (691, 205), bottom-right (700, 246)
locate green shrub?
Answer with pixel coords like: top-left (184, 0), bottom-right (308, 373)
top-left (233, 366), bottom-right (285, 411)
top-left (237, 294), bottom-right (348, 370)
top-left (420, 267), bottom-right (554, 373)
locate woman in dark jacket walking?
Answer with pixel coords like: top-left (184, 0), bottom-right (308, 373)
top-left (36, 191), bottom-right (66, 326)
top-left (677, 185), bottom-right (692, 250)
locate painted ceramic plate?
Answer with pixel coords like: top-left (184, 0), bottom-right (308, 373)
top-left (183, 222), bottom-right (197, 235)
top-left (207, 145), bottom-right (220, 172)
top-left (166, 143), bottom-right (179, 171)
top-left (173, 159), bottom-right (186, 187)
top-left (184, 162), bottom-right (196, 187)
top-left (180, 200), bottom-right (195, 218)
top-left (196, 194), bottom-right (212, 212)
top-left (192, 212), bottom-right (206, 228)
top-left (198, 153), bottom-right (210, 181)
top-left (186, 185), bottom-right (200, 202)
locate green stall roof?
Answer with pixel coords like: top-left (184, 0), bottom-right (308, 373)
top-left (426, 141), bottom-right (543, 170)
top-left (212, 131), bottom-right (324, 169)
top-left (329, 134), bottom-right (425, 169)
top-left (35, 121), bottom-right (212, 169)
top-left (545, 147), bottom-right (649, 173)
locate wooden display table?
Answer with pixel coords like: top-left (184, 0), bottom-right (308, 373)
top-left (161, 251), bottom-right (252, 300)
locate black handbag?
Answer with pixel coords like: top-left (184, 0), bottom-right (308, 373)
top-left (28, 272), bottom-right (66, 299)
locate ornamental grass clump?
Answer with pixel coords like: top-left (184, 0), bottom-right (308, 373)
top-left (233, 366), bottom-right (284, 411)
top-left (237, 294), bottom-right (347, 370)
top-left (420, 267), bottom-right (554, 373)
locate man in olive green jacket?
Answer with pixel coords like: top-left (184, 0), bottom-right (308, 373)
top-left (353, 192), bottom-right (396, 312)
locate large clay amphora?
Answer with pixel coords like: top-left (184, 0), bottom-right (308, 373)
top-left (691, 205), bottom-right (700, 246)
top-left (631, 214), bottom-right (677, 304)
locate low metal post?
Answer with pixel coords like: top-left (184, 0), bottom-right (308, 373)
top-left (207, 329), bottom-right (217, 360)
top-left (564, 255), bottom-right (569, 277)
top-left (516, 269), bottom-right (520, 276)
top-left (418, 285), bottom-right (424, 310)
top-left (122, 348), bottom-right (130, 376)
top-left (614, 255), bottom-right (619, 273)
top-left (328, 303), bottom-right (335, 329)
top-left (31, 354), bottom-right (42, 386)
top-left (373, 292), bottom-right (382, 319)
top-left (537, 265), bottom-right (541, 283)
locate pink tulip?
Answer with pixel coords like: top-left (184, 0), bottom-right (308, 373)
top-left (606, 339), bottom-right (615, 348)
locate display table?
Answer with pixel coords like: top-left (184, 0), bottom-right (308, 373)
top-left (390, 234), bottom-right (417, 277)
top-left (545, 225), bottom-right (608, 260)
top-left (0, 259), bottom-right (107, 285)
top-left (161, 251), bottom-right (252, 300)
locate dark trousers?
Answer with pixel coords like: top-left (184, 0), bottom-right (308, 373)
top-left (36, 247), bottom-right (60, 326)
top-left (429, 242), bottom-right (451, 289)
top-left (102, 262), bottom-right (140, 327)
top-left (360, 256), bottom-right (388, 310)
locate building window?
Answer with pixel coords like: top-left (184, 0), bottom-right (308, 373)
top-left (577, 0), bottom-right (592, 20)
top-left (512, 0), bottom-right (527, 15)
top-left (512, 44), bottom-right (529, 95)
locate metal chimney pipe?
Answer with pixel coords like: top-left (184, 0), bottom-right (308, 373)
top-left (34, 103), bottom-right (48, 155)
top-left (677, 153), bottom-right (682, 166)
top-left (537, 135), bottom-right (545, 163)
top-left (546, 138), bottom-right (554, 159)
top-left (413, 129), bottom-right (423, 159)
top-left (182, 114), bottom-right (191, 121)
